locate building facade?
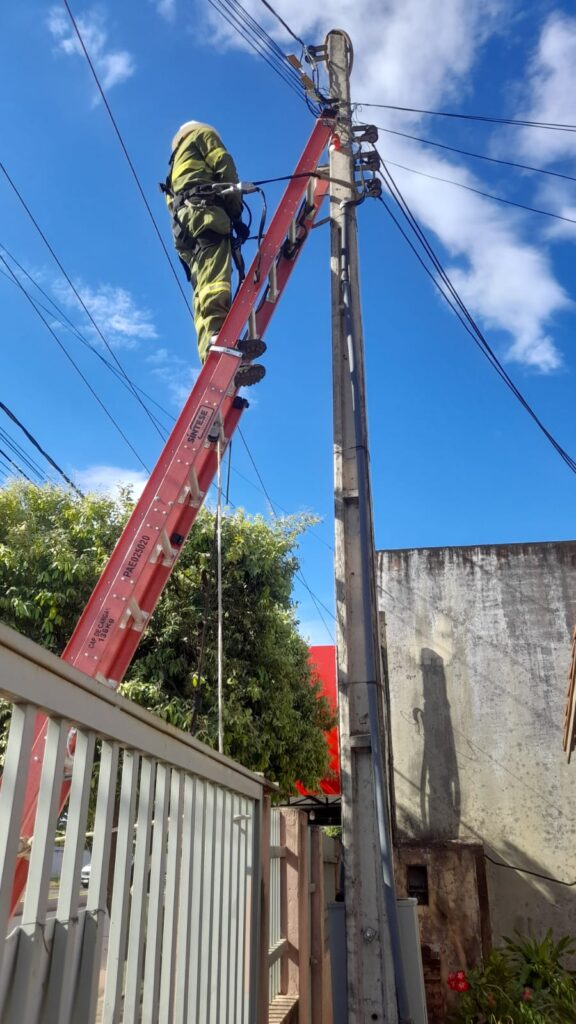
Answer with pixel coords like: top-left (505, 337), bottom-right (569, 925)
top-left (378, 542), bottom-right (576, 1016)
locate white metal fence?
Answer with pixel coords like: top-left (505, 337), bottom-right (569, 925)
top-left (0, 623), bottom-right (268, 1023)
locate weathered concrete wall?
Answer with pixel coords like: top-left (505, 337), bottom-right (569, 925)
top-left (378, 542), bottom-right (576, 944)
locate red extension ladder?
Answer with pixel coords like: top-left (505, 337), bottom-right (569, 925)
top-left (10, 115), bottom-right (335, 913)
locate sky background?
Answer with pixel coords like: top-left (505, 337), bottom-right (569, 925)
top-left (1, 0), bottom-right (576, 644)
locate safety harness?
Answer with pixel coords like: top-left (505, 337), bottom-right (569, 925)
top-left (160, 166), bottom-right (247, 283)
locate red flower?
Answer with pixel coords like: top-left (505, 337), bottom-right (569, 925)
top-left (457, 980), bottom-right (470, 992)
top-left (522, 987), bottom-right (533, 1002)
top-left (456, 971), bottom-right (467, 981)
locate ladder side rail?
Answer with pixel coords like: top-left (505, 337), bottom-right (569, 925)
top-left (9, 122), bottom-right (333, 917)
top-left (208, 120), bottom-right (333, 349)
top-left (62, 121), bottom-right (333, 679)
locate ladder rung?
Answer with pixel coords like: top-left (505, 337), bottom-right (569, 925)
top-left (118, 596), bottom-right (150, 633)
top-left (248, 310), bottom-right (257, 338)
top-left (177, 467), bottom-right (204, 507)
top-left (149, 528), bottom-right (179, 567)
top-left (306, 178), bottom-right (315, 206)
top-left (268, 263), bottom-right (279, 303)
top-left (288, 218), bottom-right (298, 244)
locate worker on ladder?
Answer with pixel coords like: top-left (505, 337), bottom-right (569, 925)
top-left (163, 121), bottom-right (265, 387)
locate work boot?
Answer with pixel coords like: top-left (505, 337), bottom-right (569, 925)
top-left (237, 337), bottom-right (267, 361)
top-left (234, 363), bottom-right (266, 388)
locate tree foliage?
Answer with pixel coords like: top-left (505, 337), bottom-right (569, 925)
top-left (0, 481), bottom-right (332, 794)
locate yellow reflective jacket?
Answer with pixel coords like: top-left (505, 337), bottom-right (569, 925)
top-left (167, 124), bottom-right (243, 244)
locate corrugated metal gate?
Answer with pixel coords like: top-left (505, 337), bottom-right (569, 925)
top-left (0, 623), bottom-right (266, 1023)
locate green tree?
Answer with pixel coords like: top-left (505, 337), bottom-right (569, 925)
top-left (0, 481), bottom-right (333, 794)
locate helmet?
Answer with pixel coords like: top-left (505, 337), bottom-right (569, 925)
top-left (171, 121), bottom-right (216, 153)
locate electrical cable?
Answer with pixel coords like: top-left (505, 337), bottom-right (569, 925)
top-left (375, 125), bottom-right (576, 186)
top-left (0, 399), bottom-right (84, 496)
top-left (383, 159), bottom-right (576, 227)
top-left (484, 853), bottom-right (576, 887)
top-left (355, 102), bottom-right (576, 132)
top-left (0, 427), bottom-right (50, 482)
top-left (216, 436), bottom-right (224, 754)
top-left (256, 0), bottom-right (307, 49)
top-left (0, 253), bottom-right (150, 474)
top-left (0, 162), bottom-right (166, 442)
top-left (205, 0), bottom-right (307, 105)
top-left (0, 448), bottom-right (35, 485)
top-left (373, 157), bottom-right (576, 474)
top-left (218, 0), bottom-right (303, 85)
top-left (237, 427), bottom-right (336, 639)
top-left (0, 251), bottom-right (172, 432)
top-left (61, 0), bottom-right (193, 324)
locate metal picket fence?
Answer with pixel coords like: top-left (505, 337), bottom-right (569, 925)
top-left (0, 623), bottom-right (268, 1023)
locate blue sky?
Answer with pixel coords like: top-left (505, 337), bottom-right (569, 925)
top-left (1, 0), bottom-right (575, 644)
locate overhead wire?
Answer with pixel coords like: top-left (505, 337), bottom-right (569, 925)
top-left (382, 158), bottom-right (576, 227)
top-left (0, 425), bottom-right (51, 483)
top-left (0, 162), bottom-right (166, 441)
top-left (372, 153), bottom-right (576, 473)
top-left (63, 0), bottom-right (332, 632)
top-left (255, 0), bottom-right (308, 49)
top-left (61, 0), bottom-right (192, 323)
top-left (0, 248), bottom-right (173, 432)
top-left (355, 102), bottom-right (576, 132)
top-left (204, 0), bottom-right (308, 106)
top-left (375, 125), bottom-right (576, 186)
top-left (0, 449), bottom-right (35, 485)
top-left (0, 398), bottom-right (84, 496)
top-left (237, 428), bottom-right (336, 640)
top-left (0, 253), bottom-right (151, 474)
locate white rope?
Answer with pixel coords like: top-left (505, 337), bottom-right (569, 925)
top-left (216, 434), bottom-right (224, 755)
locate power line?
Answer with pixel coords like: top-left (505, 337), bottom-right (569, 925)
top-left (205, 0), bottom-right (308, 105)
top-left (0, 253), bottom-right (150, 473)
top-left (0, 398), bottom-right (84, 496)
top-left (0, 447), bottom-right (36, 485)
top-left (0, 425), bottom-right (51, 483)
top-left (373, 155), bottom-right (576, 474)
top-left (376, 125), bottom-right (576, 186)
top-left (61, 0), bottom-right (193, 323)
top-left (256, 0), bottom-right (307, 49)
top-left (356, 102), bottom-right (576, 132)
top-left (383, 158), bottom-right (576, 227)
top-left (237, 427), bottom-right (336, 640)
top-left (0, 162), bottom-right (166, 442)
top-left (484, 853), bottom-right (576, 888)
top-left (0, 247), bottom-right (173, 432)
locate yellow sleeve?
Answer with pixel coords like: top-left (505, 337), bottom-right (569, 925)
top-left (195, 128), bottom-right (243, 220)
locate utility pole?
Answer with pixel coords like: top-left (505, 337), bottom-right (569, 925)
top-left (327, 29), bottom-right (407, 1024)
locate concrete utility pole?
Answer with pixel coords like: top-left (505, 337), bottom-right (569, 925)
top-left (327, 28), bottom-right (405, 1024)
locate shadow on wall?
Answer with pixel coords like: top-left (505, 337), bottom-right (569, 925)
top-left (414, 649), bottom-right (461, 839)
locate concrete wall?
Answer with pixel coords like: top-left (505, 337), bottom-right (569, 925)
top-left (378, 541), bottom-right (576, 944)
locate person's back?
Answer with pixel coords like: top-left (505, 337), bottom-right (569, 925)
top-left (163, 121), bottom-right (265, 386)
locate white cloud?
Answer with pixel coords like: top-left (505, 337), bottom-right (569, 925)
top-left (47, 6), bottom-right (135, 93)
top-left (384, 143), bottom-right (570, 371)
top-left (210, 0), bottom-right (572, 373)
top-left (151, 0), bottom-right (176, 22)
top-left (149, 348), bottom-right (199, 406)
top-left (54, 280), bottom-right (158, 349)
top-left (516, 13), bottom-right (576, 165)
top-left (74, 464), bottom-right (148, 498)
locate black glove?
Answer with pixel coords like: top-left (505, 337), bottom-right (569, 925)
top-left (233, 220), bottom-right (250, 244)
